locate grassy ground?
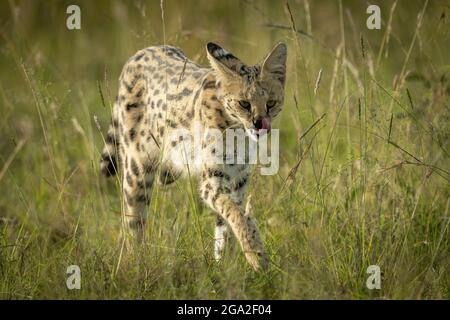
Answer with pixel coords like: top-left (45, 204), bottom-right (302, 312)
top-left (0, 0), bottom-right (449, 299)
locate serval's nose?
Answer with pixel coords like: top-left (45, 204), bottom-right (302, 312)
top-left (253, 117), bottom-right (271, 132)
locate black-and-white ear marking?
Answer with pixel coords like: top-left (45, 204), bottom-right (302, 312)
top-left (207, 42), bottom-right (235, 61)
top-left (206, 42), bottom-right (244, 76)
top-left (261, 42), bottom-right (287, 84)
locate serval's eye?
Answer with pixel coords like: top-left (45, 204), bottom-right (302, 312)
top-left (266, 100), bottom-right (277, 110)
top-left (238, 100), bottom-right (251, 111)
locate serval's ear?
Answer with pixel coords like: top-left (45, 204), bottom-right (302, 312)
top-left (206, 42), bottom-right (245, 79)
top-left (261, 42), bottom-right (287, 85)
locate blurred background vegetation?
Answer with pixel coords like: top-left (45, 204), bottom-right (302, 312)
top-left (0, 0), bottom-right (449, 299)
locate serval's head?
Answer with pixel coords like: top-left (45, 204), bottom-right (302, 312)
top-left (206, 42), bottom-right (287, 140)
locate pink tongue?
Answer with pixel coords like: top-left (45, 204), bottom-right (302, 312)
top-left (261, 118), bottom-right (271, 131)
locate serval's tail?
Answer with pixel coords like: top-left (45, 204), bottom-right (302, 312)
top-left (100, 102), bottom-right (120, 177)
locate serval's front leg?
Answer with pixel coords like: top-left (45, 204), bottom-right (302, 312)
top-left (214, 216), bottom-right (228, 261)
top-left (214, 170), bottom-right (250, 261)
top-left (200, 166), bottom-right (268, 271)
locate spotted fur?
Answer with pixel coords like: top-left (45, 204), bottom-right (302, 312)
top-left (100, 42), bottom-right (287, 271)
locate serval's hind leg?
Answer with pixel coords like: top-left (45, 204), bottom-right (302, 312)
top-left (121, 154), bottom-right (156, 245)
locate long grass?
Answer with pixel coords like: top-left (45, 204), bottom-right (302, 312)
top-left (0, 0), bottom-right (448, 299)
